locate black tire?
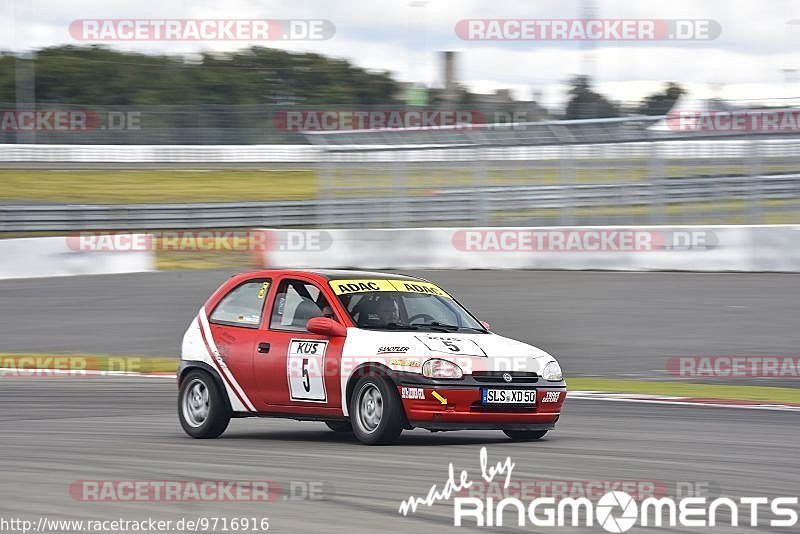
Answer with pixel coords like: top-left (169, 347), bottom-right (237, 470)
top-left (324, 420), bottom-right (353, 433)
top-left (503, 429), bottom-right (548, 441)
top-left (178, 369), bottom-right (231, 439)
top-left (349, 376), bottom-right (404, 445)
top-left (325, 421), bottom-right (353, 432)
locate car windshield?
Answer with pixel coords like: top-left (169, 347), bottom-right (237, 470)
top-left (329, 279), bottom-right (487, 333)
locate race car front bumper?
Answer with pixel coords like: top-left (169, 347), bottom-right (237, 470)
top-left (396, 381), bottom-right (566, 431)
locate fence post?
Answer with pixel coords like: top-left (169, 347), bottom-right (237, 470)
top-left (316, 147), bottom-right (331, 228)
top-left (559, 144), bottom-right (575, 225)
top-left (473, 145), bottom-right (489, 225)
top-left (392, 152), bottom-right (409, 227)
top-left (747, 139), bottom-right (763, 224)
top-left (648, 141), bottom-right (665, 224)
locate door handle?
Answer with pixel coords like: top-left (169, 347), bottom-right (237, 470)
top-left (257, 342), bottom-right (271, 354)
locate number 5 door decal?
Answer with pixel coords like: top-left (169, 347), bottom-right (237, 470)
top-left (287, 339), bottom-right (328, 402)
top-left (301, 358), bottom-right (311, 392)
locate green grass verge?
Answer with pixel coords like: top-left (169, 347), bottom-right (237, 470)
top-left (0, 169), bottom-right (317, 203)
top-left (2, 161), bottom-right (799, 204)
top-left (0, 353), bottom-right (177, 374)
top-left (567, 377), bottom-right (800, 404)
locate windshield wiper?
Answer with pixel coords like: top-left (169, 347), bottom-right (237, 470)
top-left (361, 322), bottom-right (419, 331)
top-left (457, 326), bottom-right (488, 333)
top-left (411, 322), bottom-right (487, 333)
top-left (417, 321), bottom-right (460, 332)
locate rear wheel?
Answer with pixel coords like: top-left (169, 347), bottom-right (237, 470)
top-left (324, 420), bottom-right (353, 433)
top-left (350, 377), bottom-right (404, 445)
top-left (178, 370), bottom-right (231, 439)
top-left (503, 429), bottom-right (548, 441)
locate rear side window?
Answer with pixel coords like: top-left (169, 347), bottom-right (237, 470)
top-left (209, 280), bottom-right (270, 327)
top-left (270, 279), bottom-right (333, 331)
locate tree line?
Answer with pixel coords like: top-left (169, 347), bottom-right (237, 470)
top-left (0, 46), bottom-right (685, 118)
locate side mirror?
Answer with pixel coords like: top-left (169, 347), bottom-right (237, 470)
top-left (480, 321), bottom-right (491, 331)
top-left (307, 317), bottom-right (347, 337)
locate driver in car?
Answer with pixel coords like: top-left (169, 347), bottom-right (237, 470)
top-left (375, 296), bottom-right (400, 325)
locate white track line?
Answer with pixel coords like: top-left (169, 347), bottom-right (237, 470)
top-left (568, 391), bottom-right (800, 412)
top-left (0, 369), bottom-right (174, 378)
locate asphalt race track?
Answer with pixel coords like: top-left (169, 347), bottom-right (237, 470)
top-left (0, 377), bottom-right (798, 533)
top-left (1, 270), bottom-right (799, 533)
top-left (2, 269), bottom-right (799, 381)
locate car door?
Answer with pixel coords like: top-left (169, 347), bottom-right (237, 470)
top-left (253, 276), bottom-right (345, 413)
top-left (206, 278), bottom-right (272, 409)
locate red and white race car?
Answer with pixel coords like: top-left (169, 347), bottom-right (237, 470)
top-left (178, 269), bottom-right (566, 444)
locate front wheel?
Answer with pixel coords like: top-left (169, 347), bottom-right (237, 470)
top-left (350, 377), bottom-right (404, 445)
top-left (178, 370), bottom-right (231, 438)
top-left (503, 429), bottom-right (548, 441)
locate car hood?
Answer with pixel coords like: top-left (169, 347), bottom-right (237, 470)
top-left (343, 328), bottom-right (556, 373)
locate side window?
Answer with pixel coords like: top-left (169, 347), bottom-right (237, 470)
top-left (270, 279), bottom-right (333, 331)
top-left (209, 280), bottom-right (270, 327)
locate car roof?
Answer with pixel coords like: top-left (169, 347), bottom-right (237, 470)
top-left (304, 269), bottom-right (424, 281)
top-left (238, 268), bottom-right (427, 282)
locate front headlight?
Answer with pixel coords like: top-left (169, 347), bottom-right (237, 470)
top-left (542, 361), bottom-right (563, 381)
top-left (422, 359), bottom-right (463, 379)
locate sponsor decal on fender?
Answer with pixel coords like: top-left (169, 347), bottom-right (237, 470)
top-left (542, 391), bottom-right (562, 403)
top-left (379, 346), bottom-right (409, 354)
top-left (389, 358), bottom-right (421, 367)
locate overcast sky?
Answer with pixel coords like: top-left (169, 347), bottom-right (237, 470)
top-left (4, 0), bottom-right (800, 108)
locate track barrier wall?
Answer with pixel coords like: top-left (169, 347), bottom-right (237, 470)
top-left (255, 226), bottom-right (800, 272)
top-left (0, 235), bottom-right (155, 280)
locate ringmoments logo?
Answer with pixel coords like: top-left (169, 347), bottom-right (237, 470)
top-left (398, 448), bottom-right (799, 530)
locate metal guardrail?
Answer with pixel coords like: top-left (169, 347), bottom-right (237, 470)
top-left (2, 174), bottom-right (799, 232)
top-left (4, 137), bottom-right (800, 164)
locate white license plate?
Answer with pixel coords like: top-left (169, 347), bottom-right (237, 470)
top-left (482, 388), bottom-right (536, 405)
